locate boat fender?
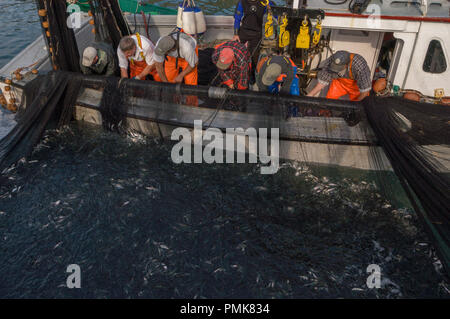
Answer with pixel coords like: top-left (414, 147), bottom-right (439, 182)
top-left (312, 18), bottom-right (322, 46)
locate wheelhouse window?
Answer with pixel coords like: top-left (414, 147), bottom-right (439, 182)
top-left (423, 40), bottom-right (447, 74)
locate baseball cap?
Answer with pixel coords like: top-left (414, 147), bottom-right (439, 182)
top-left (329, 51), bottom-right (351, 73)
top-left (82, 47), bottom-right (97, 67)
top-left (262, 63), bottom-right (282, 86)
top-left (155, 36), bottom-right (176, 56)
top-left (216, 48), bottom-right (234, 70)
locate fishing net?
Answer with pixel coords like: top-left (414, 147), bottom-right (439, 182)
top-left (1, 0), bottom-right (448, 281)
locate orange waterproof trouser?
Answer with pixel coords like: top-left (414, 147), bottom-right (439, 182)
top-left (326, 78), bottom-right (362, 101)
top-left (130, 60), bottom-right (160, 81)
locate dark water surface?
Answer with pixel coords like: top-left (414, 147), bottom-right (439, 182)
top-left (0, 0), bottom-right (448, 299)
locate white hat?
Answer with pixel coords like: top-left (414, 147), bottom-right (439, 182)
top-left (82, 47), bottom-right (97, 67)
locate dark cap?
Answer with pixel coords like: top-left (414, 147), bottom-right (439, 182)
top-left (329, 51), bottom-right (351, 73)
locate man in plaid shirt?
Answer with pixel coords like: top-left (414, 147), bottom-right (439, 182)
top-left (212, 40), bottom-right (251, 90)
top-left (307, 50), bottom-right (372, 101)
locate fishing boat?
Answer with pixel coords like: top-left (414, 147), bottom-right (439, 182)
top-left (0, 0), bottom-right (449, 171)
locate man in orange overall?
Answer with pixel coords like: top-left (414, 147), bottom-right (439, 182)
top-left (152, 31), bottom-right (198, 85)
top-left (117, 33), bottom-right (158, 80)
top-left (307, 50), bottom-right (371, 101)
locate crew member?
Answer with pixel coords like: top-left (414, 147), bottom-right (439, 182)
top-left (307, 50), bottom-right (371, 101)
top-left (117, 33), bottom-right (157, 80)
top-left (152, 31), bottom-right (198, 85)
top-left (80, 42), bottom-right (118, 76)
top-left (212, 40), bottom-right (251, 90)
top-left (256, 54), bottom-right (299, 95)
top-left (233, 0), bottom-right (276, 82)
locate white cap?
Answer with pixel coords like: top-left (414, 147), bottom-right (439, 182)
top-left (82, 47), bottom-right (97, 67)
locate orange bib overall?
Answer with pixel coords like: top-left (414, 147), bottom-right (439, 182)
top-left (326, 54), bottom-right (364, 101)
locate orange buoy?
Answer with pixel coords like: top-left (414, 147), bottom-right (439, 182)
top-left (31, 69), bottom-right (39, 75)
top-left (4, 86), bottom-right (11, 92)
top-left (92, 28), bottom-right (96, 34)
top-left (5, 79), bottom-right (12, 85)
top-left (89, 19), bottom-right (95, 25)
top-left (88, 10), bottom-right (93, 17)
top-left (38, 9), bottom-right (47, 17)
top-left (49, 47), bottom-right (53, 53)
top-left (46, 31), bottom-right (51, 37)
top-left (53, 65), bottom-right (58, 71)
top-left (42, 21), bottom-right (49, 28)
top-left (403, 91), bottom-right (421, 102)
top-left (373, 78), bottom-right (387, 93)
top-left (15, 73), bottom-right (22, 81)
